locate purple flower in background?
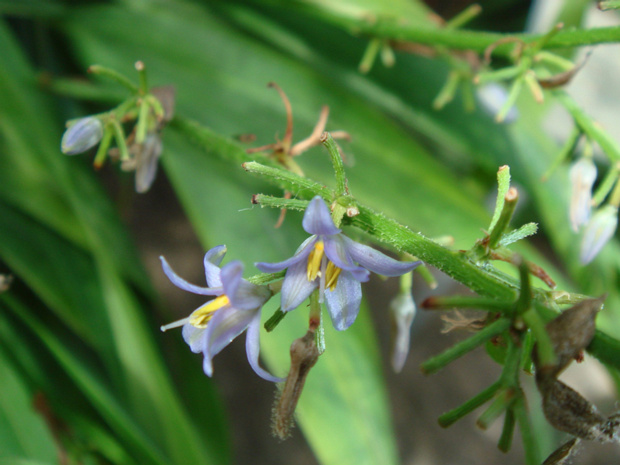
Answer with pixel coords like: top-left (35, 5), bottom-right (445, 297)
top-left (160, 245), bottom-right (283, 382)
top-left (256, 196), bottom-right (421, 331)
top-left (580, 205), bottom-right (618, 264)
top-left (569, 157), bottom-right (597, 232)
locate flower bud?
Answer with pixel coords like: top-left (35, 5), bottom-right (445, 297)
top-left (389, 290), bottom-right (416, 373)
top-left (61, 117), bottom-right (104, 155)
top-left (569, 157), bottom-right (597, 232)
top-left (580, 205), bottom-right (618, 264)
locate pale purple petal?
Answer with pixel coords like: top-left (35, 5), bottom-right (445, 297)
top-left (302, 196), bottom-right (341, 236)
top-left (580, 205), bottom-right (618, 264)
top-left (342, 235), bottom-right (421, 276)
top-left (323, 235), bottom-right (370, 282)
top-left (201, 305), bottom-right (255, 376)
top-left (160, 256), bottom-right (221, 296)
top-left (569, 158), bottom-right (597, 232)
top-left (220, 261), bottom-right (271, 310)
top-left (61, 117), bottom-right (103, 155)
top-left (182, 323), bottom-right (206, 354)
top-left (204, 245), bottom-right (227, 287)
top-left (324, 271), bottom-right (362, 331)
top-left (245, 312), bottom-right (285, 382)
top-left (255, 236), bottom-right (317, 273)
top-left (220, 261), bottom-right (243, 298)
top-left (281, 259), bottom-right (319, 311)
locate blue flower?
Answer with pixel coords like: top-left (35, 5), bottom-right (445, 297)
top-left (256, 196), bottom-right (421, 331)
top-left (160, 245), bottom-right (283, 382)
top-left (580, 205), bottom-right (618, 264)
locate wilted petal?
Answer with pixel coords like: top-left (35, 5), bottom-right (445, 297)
top-left (390, 291), bottom-right (416, 373)
top-left (302, 196), bottom-right (341, 236)
top-left (151, 86), bottom-right (176, 123)
top-left (343, 235), bottom-right (421, 276)
top-left (135, 133), bottom-right (163, 193)
top-left (204, 245), bottom-right (227, 287)
top-left (246, 312), bottom-right (285, 382)
top-left (202, 305), bottom-right (255, 376)
top-left (280, 259), bottom-right (318, 311)
top-left (580, 205), bottom-right (618, 264)
top-left (160, 256), bottom-right (221, 295)
top-left (323, 235), bottom-right (370, 282)
top-left (255, 236), bottom-right (316, 273)
top-left (570, 158), bottom-right (597, 232)
top-left (324, 271), bottom-right (362, 331)
top-left (61, 117), bottom-right (104, 155)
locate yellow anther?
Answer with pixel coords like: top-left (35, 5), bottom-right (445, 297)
top-left (325, 261), bottom-right (342, 291)
top-left (306, 241), bottom-right (325, 281)
top-left (189, 295), bottom-right (230, 328)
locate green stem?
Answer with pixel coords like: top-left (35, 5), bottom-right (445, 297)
top-left (554, 90), bottom-right (620, 161)
top-left (542, 126), bottom-right (581, 181)
top-left (445, 4), bottom-right (482, 29)
top-left (88, 65), bottom-right (138, 93)
top-left (298, 7), bottom-right (620, 56)
top-left (264, 308), bottom-right (286, 332)
top-left (488, 188), bottom-right (518, 250)
top-left (498, 408), bottom-right (516, 452)
top-left (252, 194), bottom-right (309, 212)
top-left (421, 295), bottom-right (515, 312)
top-left (247, 270), bottom-right (285, 286)
top-left (599, 0), bottom-right (620, 10)
top-left (359, 38), bottom-right (381, 73)
top-left (523, 307), bottom-right (557, 367)
top-left (421, 318), bottom-right (512, 374)
top-left (438, 380), bottom-right (502, 427)
top-left (322, 133), bottom-right (347, 197)
top-left (592, 162), bottom-right (619, 207)
top-left (476, 388), bottom-right (516, 430)
top-left (514, 396), bottom-right (541, 465)
top-left (243, 162), bottom-right (331, 199)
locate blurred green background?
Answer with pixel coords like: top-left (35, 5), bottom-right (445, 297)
top-left (1, 0), bottom-right (619, 464)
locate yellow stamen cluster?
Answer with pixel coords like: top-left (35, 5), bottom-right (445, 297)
top-left (307, 241), bottom-right (324, 281)
top-left (306, 240), bottom-right (342, 290)
top-left (189, 295), bottom-right (230, 328)
top-left (325, 262), bottom-right (341, 291)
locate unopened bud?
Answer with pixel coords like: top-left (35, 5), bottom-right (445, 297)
top-left (580, 205), bottom-right (618, 264)
top-left (569, 157), bottom-right (597, 232)
top-left (390, 291), bottom-right (416, 373)
top-left (61, 117), bottom-right (103, 155)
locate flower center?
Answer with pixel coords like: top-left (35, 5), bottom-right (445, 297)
top-left (306, 240), bottom-right (341, 291)
top-left (189, 295), bottom-right (230, 328)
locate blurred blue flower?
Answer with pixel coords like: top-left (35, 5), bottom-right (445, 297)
top-left (580, 205), bottom-right (618, 264)
top-left (61, 117), bottom-right (103, 155)
top-left (160, 245), bottom-right (283, 382)
top-left (569, 157), bottom-right (597, 232)
top-left (256, 196), bottom-right (421, 331)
